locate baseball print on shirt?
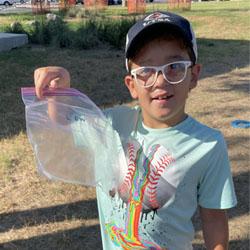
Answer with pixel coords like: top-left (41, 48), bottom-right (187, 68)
top-left (105, 140), bottom-right (180, 250)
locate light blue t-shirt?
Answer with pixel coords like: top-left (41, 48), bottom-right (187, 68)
top-left (75, 105), bottom-right (237, 250)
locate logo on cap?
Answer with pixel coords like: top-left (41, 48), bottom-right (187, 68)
top-left (143, 12), bottom-right (170, 26)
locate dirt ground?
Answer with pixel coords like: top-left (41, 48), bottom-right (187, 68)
top-left (0, 36), bottom-right (249, 250)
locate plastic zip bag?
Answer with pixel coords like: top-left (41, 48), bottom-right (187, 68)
top-left (21, 87), bottom-right (124, 193)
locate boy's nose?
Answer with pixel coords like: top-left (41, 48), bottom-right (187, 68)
top-left (154, 71), bottom-right (169, 88)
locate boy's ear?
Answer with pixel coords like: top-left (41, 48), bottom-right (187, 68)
top-left (190, 64), bottom-right (201, 89)
top-left (125, 75), bottom-right (138, 99)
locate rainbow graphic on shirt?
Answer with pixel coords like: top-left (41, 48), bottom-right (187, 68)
top-left (106, 143), bottom-right (175, 250)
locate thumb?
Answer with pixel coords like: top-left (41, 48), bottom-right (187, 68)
top-left (50, 78), bottom-right (61, 88)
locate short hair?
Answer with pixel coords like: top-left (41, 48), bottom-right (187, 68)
top-left (127, 24), bottom-right (196, 73)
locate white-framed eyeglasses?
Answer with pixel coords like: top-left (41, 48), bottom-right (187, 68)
top-left (131, 61), bottom-right (192, 88)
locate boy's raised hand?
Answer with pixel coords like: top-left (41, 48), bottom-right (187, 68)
top-left (34, 66), bottom-right (71, 100)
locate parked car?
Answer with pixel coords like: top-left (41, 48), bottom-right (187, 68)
top-left (15, 0), bottom-right (28, 3)
top-left (108, 0), bottom-right (121, 4)
top-left (0, 0), bottom-right (15, 6)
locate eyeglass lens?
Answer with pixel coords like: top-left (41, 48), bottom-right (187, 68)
top-left (135, 62), bottom-right (188, 87)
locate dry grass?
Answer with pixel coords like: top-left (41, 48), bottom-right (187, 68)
top-left (0, 4), bottom-right (249, 250)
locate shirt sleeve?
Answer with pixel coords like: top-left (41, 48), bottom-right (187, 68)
top-left (197, 133), bottom-right (237, 209)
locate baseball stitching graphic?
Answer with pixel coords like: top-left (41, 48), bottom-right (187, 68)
top-left (106, 141), bottom-right (179, 250)
top-left (118, 142), bottom-right (178, 211)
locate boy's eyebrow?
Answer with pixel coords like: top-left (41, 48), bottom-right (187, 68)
top-left (167, 55), bottom-right (188, 61)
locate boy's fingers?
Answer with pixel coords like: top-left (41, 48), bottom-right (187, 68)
top-left (34, 67), bottom-right (70, 100)
top-left (35, 71), bottom-right (59, 100)
top-left (34, 72), bottom-right (45, 100)
top-left (50, 78), bottom-right (61, 88)
top-left (34, 68), bottom-right (46, 100)
top-left (35, 73), bottom-right (49, 100)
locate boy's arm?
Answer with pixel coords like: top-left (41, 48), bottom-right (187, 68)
top-left (199, 206), bottom-right (229, 250)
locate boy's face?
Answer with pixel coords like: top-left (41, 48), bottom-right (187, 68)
top-left (125, 38), bottom-right (201, 129)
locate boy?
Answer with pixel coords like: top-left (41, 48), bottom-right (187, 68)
top-left (34, 11), bottom-right (237, 250)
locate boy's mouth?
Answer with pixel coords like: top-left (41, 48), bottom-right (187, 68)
top-left (152, 95), bottom-right (174, 101)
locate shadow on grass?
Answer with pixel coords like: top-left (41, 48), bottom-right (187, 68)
top-left (197, 38), bottom-right (249, 79)
top-left (0, 200), bottom-right (98, 234)
top-left (205, 70), bottom-right (249, 95)
top-left (226, 135), bottom-right (249, 151)
top-left (193, 239), bottom-right (250, 250)
top-left (0, 225), bottom-right (102, 250)
top-left (1, 232), bottom-right (249, 250)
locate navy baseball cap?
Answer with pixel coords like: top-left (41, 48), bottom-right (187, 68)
top-left (125, 11), bottom-right (198, 71)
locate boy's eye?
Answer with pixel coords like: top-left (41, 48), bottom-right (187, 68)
top-left (168, 63), bottom-right (184, 70)
top-left (137, 67), bottom-right (154, 76)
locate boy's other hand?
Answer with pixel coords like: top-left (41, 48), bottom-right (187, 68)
top-left (34, 67), bottom-right (71, 100)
